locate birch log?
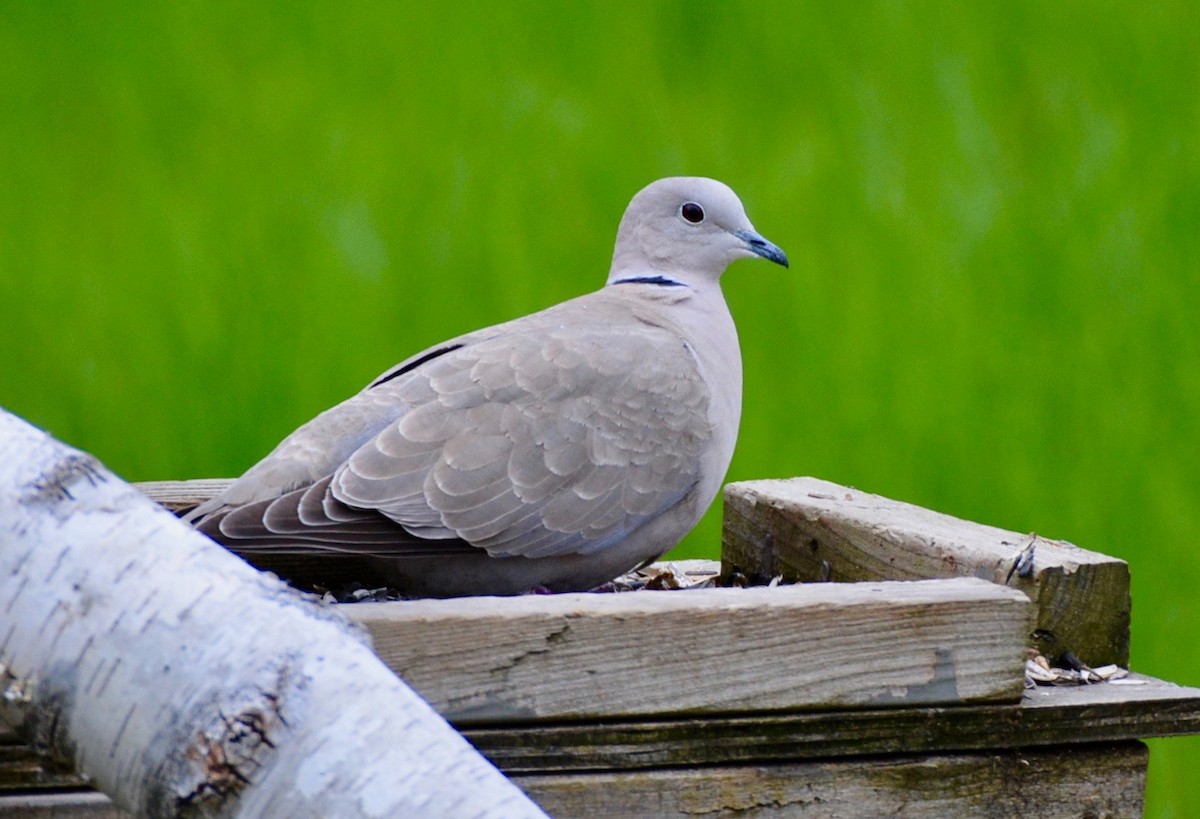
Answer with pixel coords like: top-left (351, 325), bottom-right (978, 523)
top-left (0, 409), bottom-right (546, 819)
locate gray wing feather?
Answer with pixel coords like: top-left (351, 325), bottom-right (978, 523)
top-left (330, 312), bottom-right (711, 560)
top-left (192, 296), bottom-right (713, 563)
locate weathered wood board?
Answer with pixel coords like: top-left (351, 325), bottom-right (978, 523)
top-left (723, 477), bottom-right (1130, 666)
top-left (517, 742), bottom-right (1148, 819)
top-left (351, 577), bottom-right (1030, 723)
top-left (7, 674), bottom-right (1196, 785)
top-left (466, 673), bottom-right (1200, 773)
top-left (134, 479), bottom-right (232, 512)
top-left (8, 743), bottom-right (1145, 819)
top-left (0, 791), bottom-right (128, 818)
top-left (7, 675), bottom-right (1198, 785)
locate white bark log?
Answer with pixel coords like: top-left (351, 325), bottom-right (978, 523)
top-left (0, 409), bottom-right (546, 818)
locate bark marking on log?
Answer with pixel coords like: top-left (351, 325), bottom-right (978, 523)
top-left (176, 660), bottom-right (291, 811)
top-left (22, 453), bottom-right (106, 508)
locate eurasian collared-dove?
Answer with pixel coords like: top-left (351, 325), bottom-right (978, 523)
top-left (186, 177), bottom-right (787, 596)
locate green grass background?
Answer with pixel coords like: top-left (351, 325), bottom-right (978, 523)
top-left (2, 1), bottom-right (1197, 812)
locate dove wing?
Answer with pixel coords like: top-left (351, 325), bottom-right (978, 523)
top-left (203, 294), bottom-right (714, 562)
top-left (335, 302), bottom-right (712, 559)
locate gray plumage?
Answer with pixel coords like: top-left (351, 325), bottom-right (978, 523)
top-left (186, 177), bottom-right (787, 596)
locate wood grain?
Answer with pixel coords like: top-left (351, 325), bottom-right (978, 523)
top-left (351, 577), bottom-right (1030, 723)
top-left (465, 673), bottom-right (1200, 773)
top-left (517, 742), bottom-right (1147, 818)
top-left (0, 791), bottom-right (130, 818)
top-left (723, 477), bottom-right (1130, 666)
top-left (0, 743), bottom-right (1147, 818)
top-left (7, 675), bottom-right (1195, 786)
top-left (133, 479), bottom-right (231, 512)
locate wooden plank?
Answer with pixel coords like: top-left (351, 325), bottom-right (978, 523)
top-left (8, 676), bottom-right (1195, 784)
top-left (5, 676), bottom-right (1195, 799)
top-left (0, 743), bottom-right (1148, 819)
top-left (0, 791), bottom-right (129, 818)
top-left (351, 577), bottom-right (1030, 723)
top-left (722, 477), bottom-right (1130, 666)
top-left (133, 479), bottom-right (231, 512)
top-left (516, 742), bottom-right (1147, 818)
top-left (0, 742), bottom-right (83, 791)
top-left (466, 674), bottom-right (1199, 774)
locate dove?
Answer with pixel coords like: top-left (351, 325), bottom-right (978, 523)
top-left (185, 177), bottom-right (787, 597)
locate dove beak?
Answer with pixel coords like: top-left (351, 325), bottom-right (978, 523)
top-left (735, 229), bottom-right (789, 268)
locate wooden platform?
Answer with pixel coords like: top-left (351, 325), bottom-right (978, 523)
top-left (0, 476), bottom-right (1185, 816)
top-left (5, 678), bottom-right (1196, 816)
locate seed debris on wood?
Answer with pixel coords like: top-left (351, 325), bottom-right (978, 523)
top-left (1024, 649), bottom-right (1135, 687)
top-left (313, 560), bottom-right (737, 602)
top-left (316, 582), bottom-right (407, 604)
top-left (599, 560), bottom-right (725, 591)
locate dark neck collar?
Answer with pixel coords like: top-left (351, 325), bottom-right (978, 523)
top-left (611, 275), bottom-right (687, 287)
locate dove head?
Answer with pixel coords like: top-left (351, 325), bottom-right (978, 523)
top-left (607, 177), bottom-right (788, 287)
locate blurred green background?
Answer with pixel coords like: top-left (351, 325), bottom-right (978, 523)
top-left (2, 1), bottom-right (1197, 812)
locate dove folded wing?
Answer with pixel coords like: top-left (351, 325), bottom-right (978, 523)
top-left (194, 299), bottom-right (711, 565)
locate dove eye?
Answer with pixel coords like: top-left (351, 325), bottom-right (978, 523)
top-left (680, 202), bottom-right (705, 224)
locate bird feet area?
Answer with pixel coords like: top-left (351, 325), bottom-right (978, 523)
top-left (312, 559), bottom-right (739, 603)
top-left (1024, 649), bottom-right (1133, 687)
